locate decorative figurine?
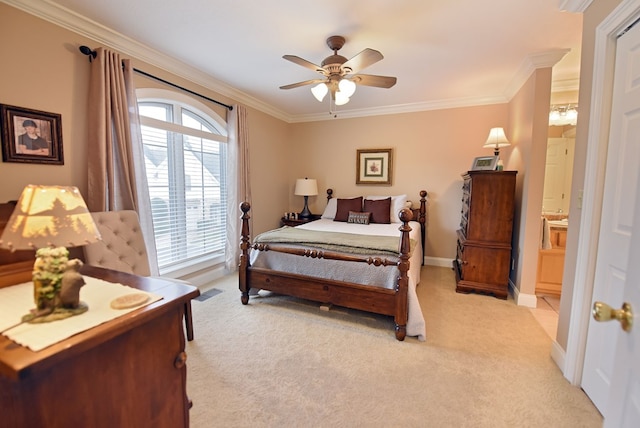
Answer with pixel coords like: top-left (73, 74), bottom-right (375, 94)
top-left (24, 247), bottom-right (88, 323)
top-left (59, 259), bottom-right (86, 309)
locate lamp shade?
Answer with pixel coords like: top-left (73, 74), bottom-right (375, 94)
top-left (311, 83), bottom-right (328, 102)
top-left (0, 184), bottom-right (101, 251)
top-left (483, 127), bottom-right (511, 150)
top-left (294, 178), bottom-right (318, 196)
top-left (338, 78), bottom-right (357, 98)
top-left (334, 92), bottom-right (350, 106)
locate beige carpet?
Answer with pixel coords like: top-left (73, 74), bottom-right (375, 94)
top-left (186, 266), bottom-right (602, 427)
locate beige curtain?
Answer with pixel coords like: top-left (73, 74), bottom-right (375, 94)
top-left (225, 104), bottom-right (251, 272)
top-left (86, 48), bottom-right (159, 275)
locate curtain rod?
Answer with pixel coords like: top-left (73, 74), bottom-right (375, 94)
top-left (79, 46), bottom-right (233, 111)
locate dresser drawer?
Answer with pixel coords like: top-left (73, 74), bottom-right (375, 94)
top-left (457, 245), bottom-right (511, 286)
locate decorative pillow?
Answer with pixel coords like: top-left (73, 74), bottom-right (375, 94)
top-left (366, 194), bottom-right (410, 223)
top-left (347, 211), bottom-right (371, 225)
top-left (363, 197), bottom-right (391, 224)
top-left (321, 198), bottom-right (338, 219)
top-left (334, 197), bottom-right (363, 222)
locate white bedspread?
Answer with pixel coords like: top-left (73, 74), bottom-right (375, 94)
top-left (250, 219), bottom-right (426, 341)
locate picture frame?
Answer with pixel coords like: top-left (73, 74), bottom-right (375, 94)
top-left (1, 104), bottom-right (64, 165)
top-left (470, 155), bottom-right (499, 171)
top-left (356, 148), bottom-right (392, 185)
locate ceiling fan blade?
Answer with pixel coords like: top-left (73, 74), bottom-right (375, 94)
top-left (351, 74), bottom-right (397, 88)
top-left (342, 48), bottom-right (383, 74)
top-left (282, 55), bottom-right (326, 75)
top-left (279, 79), bottom-right (325, 90)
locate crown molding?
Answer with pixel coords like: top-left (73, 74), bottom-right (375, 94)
top-left (551, 77), bottom-right (580, 92)
top-left (503, 49), bottom-right (571, 100)
top-left (289, 95), bottom-right (509, 123)
top-left (558, 0), bottom-right (593, 13)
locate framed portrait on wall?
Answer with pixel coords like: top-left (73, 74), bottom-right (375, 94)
top-left (0, 104), bottom-right (64, 165)
top-left (356, 148), bottom-right (392, 185)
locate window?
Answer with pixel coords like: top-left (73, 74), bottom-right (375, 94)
top-left (137, 89), bottom-right (228, 274)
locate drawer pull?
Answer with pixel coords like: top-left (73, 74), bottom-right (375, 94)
top-left (174, 351), bottom-right (187, 369)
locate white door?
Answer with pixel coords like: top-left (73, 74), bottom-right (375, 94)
top-left (543, 138), bottom-right (569, 213)
top-left (604, 153), bottom-right (640, 426)
top-left (581, 20), bottom-right (640, 419)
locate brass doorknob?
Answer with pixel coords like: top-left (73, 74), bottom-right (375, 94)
top-left (592, 301), bottom-right (634, 332)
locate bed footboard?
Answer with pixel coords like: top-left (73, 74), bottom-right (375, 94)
top-left (238, 198), bottom-right (420, 341)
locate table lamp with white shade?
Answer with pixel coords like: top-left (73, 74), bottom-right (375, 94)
top-left (482, 127), bottom-right (511, 157)
top-left (294, 178), bottom-right (318, 219)
top-left (482, 127), bottom-right (511, 170)
top-left (0, 184), bottom-right (101, 323)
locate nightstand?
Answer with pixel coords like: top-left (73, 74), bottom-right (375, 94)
top-left (281, 214), bottom-right (321, 227)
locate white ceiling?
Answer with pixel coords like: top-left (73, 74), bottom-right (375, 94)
top-left (16, 0), bottom-right (583, 121)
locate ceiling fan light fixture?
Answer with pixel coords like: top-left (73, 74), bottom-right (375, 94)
top-left (338, 78), bottom-right (357, 98)
top-left (311, 83), bottom-right (328, 102)
top-left (281, 35), bottom-right (397, 114)
top-left (334, 91), bottom-right (350, 106)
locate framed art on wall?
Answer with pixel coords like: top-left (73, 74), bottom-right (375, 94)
top-left (356, 148), bottom-right (392, 185)
top-left (1, 104), bottom-right (64, 165)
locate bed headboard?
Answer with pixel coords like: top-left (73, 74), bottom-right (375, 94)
top-left (324, 189), bottom-right (428, 259)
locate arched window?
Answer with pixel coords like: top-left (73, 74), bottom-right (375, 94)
top-left (136, 88), bottom-right (228, 274)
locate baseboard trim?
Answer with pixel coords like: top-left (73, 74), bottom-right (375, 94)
top-left (510, 279), bottom-right (537, 307)
top-left (170, 264), bottom-right (227, 288)
top-left (425, 256), bottom-right (453, 268)
top-left (551, 339), bottom-right (566, 371)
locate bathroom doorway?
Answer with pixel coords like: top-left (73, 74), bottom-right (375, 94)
top-left (533, 120), bottom-right (576, 339)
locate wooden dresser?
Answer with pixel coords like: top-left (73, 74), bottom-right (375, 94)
top-left (453, 170), bottom-right (517, 299)
top-left (0, 265), bottom-right (199, 428)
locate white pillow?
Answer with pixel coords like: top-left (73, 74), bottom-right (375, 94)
top-left (321, 198), bottom-right (337, 219)
top-left (365, 194), bottom-right (411, 223)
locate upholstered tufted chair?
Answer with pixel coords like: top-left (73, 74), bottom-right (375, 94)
top-left (83, 210), bottom-right (194, 341)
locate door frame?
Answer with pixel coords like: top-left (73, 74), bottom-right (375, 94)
top-left (564, 0), bottom-right (640, 385)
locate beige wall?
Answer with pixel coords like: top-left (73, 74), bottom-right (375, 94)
top-left (289, 105), bottom-right (509, 259)
top-left (0, 5), bottom-right (91, 198)
top-left (505, 68), bottom-right (553, 298)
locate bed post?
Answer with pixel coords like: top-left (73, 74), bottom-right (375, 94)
top-left (418, 190), bottom-right (427, 263)
top-left (394, 208), bottom-right (412, 341)
top-left (239, 202), bottom-right (251, 305)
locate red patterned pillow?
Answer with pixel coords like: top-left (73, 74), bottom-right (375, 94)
top-left (334, 197), bottom-right (363, 222)
top-left (364, 197), bottom-right (391, 224)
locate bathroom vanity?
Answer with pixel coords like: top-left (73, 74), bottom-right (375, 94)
top-left (536, 218), bottom-right (568, 295)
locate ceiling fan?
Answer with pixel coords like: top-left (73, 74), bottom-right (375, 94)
top-left (280, 35), bottom-right (397, 106)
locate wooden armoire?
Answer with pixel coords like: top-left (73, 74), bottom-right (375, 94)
top-left (453, 170), bottom-right (517, 299)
